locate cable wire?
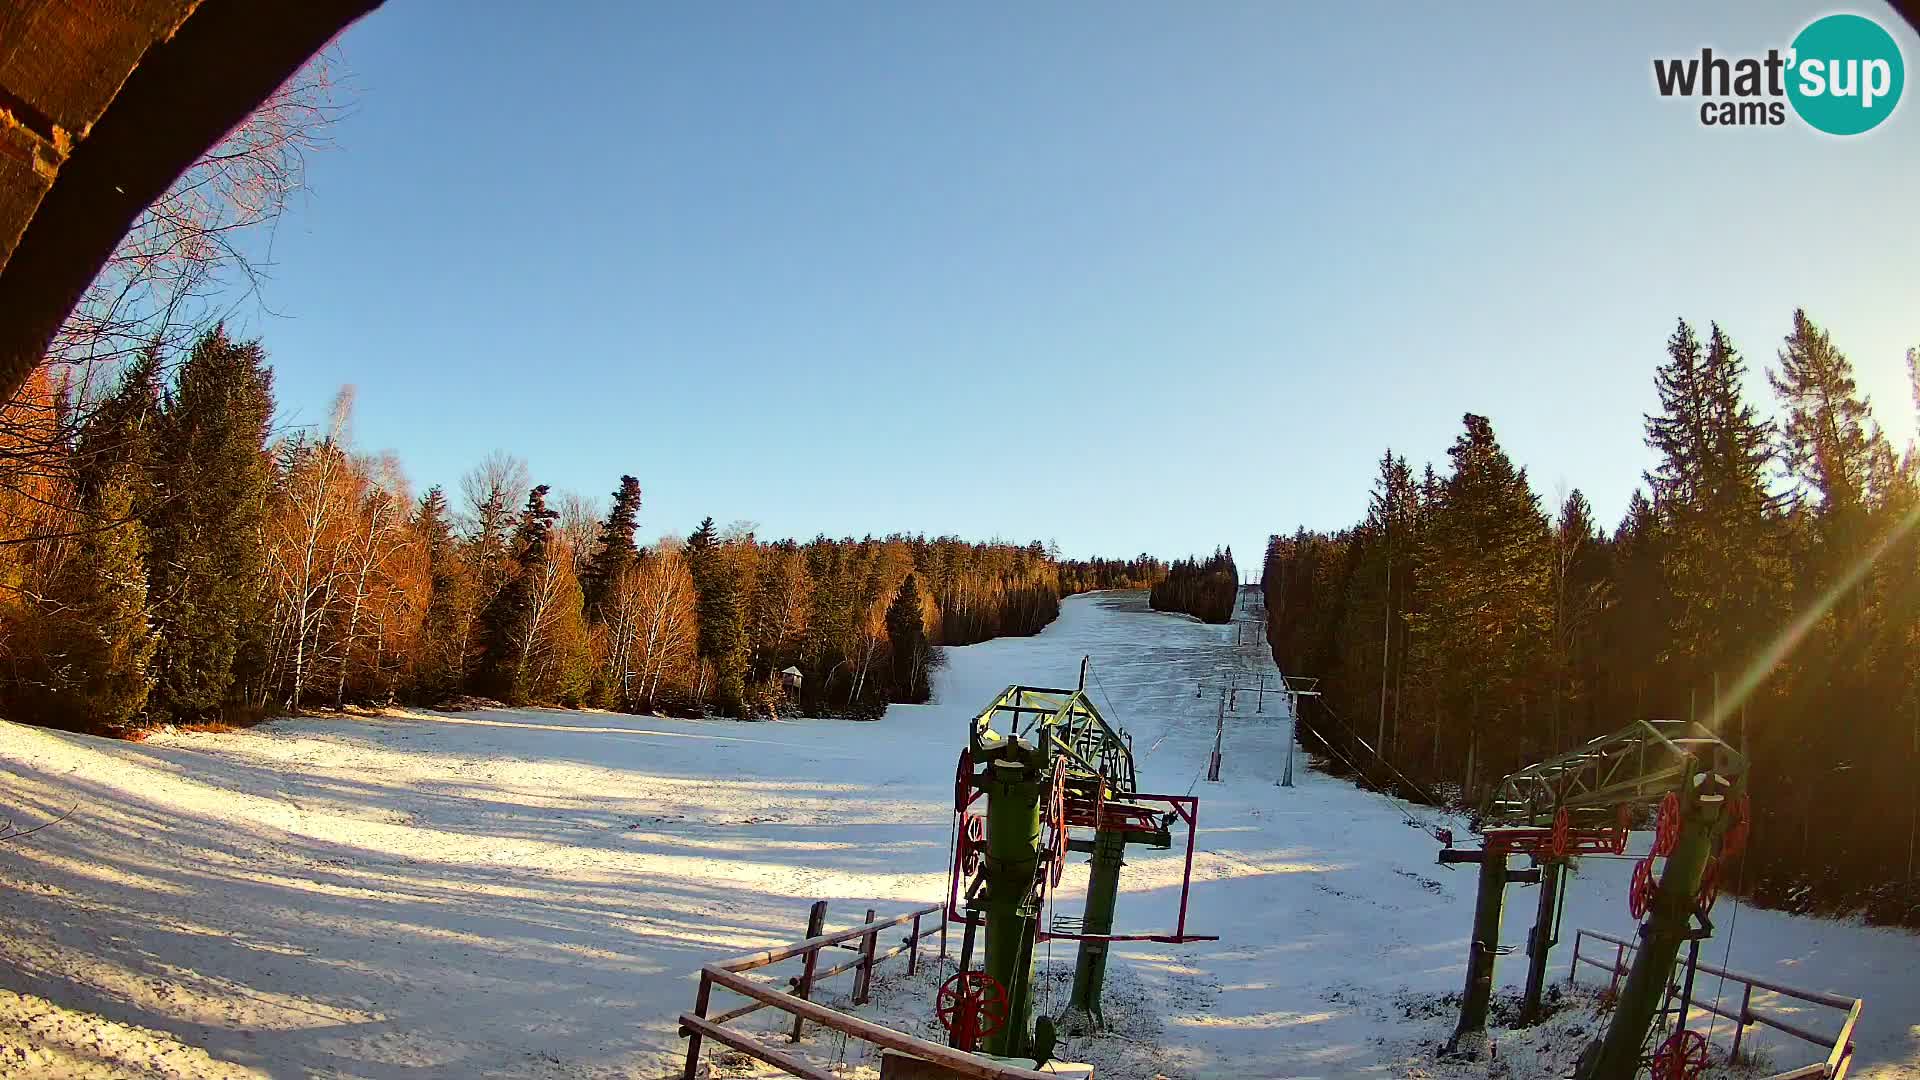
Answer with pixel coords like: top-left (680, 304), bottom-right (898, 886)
top-left (1704, 858), bottom-right (1745, 1050)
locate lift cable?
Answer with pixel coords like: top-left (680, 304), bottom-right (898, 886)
top-left (1306, 694), bottom-right (1446, 809)
top-left (1288, 705), bottom-right (1437, 832)
top-left (1704, 858), bottom-right (1746, 1047)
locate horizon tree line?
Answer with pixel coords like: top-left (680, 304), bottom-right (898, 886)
top-left (0, 328), bottom-right (1185, 732)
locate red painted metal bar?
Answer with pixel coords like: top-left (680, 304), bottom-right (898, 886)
top-left (1176, 795), bottom-right (1198, 939)
top-left (1037, 931), bottom-right (1221, 943)
top-left (1030, 791), bottom-right (1211, 945)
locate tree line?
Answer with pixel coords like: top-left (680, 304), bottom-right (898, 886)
top-left (1058, 554), bottom-right (1168, 595)
top-left (1150, 548), bottom-right (1239, 623)
top-left (1262, 310), bottom-right (1920, 925)
top-left (0, 328), bottom-right (1164, 733)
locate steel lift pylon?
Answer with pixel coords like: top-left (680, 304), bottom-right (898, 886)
top-left (1436, 718), bottom-right (1750, 1080)
top-left (941, 659), bottom-right (1215, 1062)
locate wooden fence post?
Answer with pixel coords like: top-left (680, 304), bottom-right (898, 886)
top-left (790, 900), bottom-right (829, 1042)
top-left (1731, 983), bottom-right (1753, 1061)
top-left (908, 912), bottom-right (923, 976)
top-left (854, 907), bottom-right (878, 1005)
top-left (681, 970), bottom-right (712, 1080)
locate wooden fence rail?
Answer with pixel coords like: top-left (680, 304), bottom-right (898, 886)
top-left (679, 900), bottom-right (1062, 1080)
top-left (1568, 927), bottom-right (1863, 1080)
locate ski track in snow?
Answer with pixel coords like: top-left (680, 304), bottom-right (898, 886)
top-left (0, 591), bottom-right (1915, 1078)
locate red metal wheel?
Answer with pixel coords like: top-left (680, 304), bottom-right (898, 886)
top-left (936, 970), bottom-right (1008, 1051)
top-left (954, 748), bottom-right (973, 815)
top-left (1722, 794), bottom-right (1751, 859)
top-left (959, 813), bottom-right (985, 876)
top-left (1650, 1028), bottom-right (1710, 1080)
top-left (1654, 791), bottom-right (1681, 857)
top-left (1045, 758), bottom-right (1069, 887)
top-left (1695, 856), bottom-right (1721, 914)
top-left (1628, 855), bottom-right (1658, 921)
top-left (1551, 806), bottom-right (1571, 858)
top-left (1613, 803), bottom-right (1632, 856)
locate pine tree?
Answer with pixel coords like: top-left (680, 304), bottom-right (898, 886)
top-left (685, 517), bottom-right (750, 715)
top-left (26, 373), bottom-right (162, 733)
top-left (1770, 310), bottom-right (1885, 517)
top-left (413, 486), bottom-right (468, 700)
top-left (145, 327), bottom-right (275, 722)
top-left (1768, 309), bottom-right (1895, 624)
top-left (886, 573), bottom-right (933, 701)
top-left (477, 484), bottom-right (559, 702)
top-left (581, 475), bottom-right (642, 616)
top-left (1412, 413), bottom-right (1550, 792)
top-left (1644, 319), bottom-right (1782, 676)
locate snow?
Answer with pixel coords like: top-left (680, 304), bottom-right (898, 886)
top-left (1, 590), bottom-right (1916, 1078)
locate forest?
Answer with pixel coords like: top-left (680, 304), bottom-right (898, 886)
top-left (0, 327), bottom-right (1177, 730)
top-left (1263, 312), bottom-right (1920, 925)
top-left (1149, 549), bottom-right (1240, 624)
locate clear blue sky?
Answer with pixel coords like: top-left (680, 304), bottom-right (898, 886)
top-left (233, 2), bottom-right (1919, 571)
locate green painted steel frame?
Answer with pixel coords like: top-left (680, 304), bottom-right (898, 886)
top-left (1483, 718), bottom-right (1749, 828)
top-left (968, 684), bottom-right (1137, 797)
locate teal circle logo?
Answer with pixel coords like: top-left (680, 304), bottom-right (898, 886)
top-left (1787, 14), bottom-right (1904, 135)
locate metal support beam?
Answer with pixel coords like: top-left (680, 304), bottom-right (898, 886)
top-left (1066, 826), bottom-right (1127, 1029)
top-left (1520, 860), bottom-right (1563, 1025)
top-left (1449, 844), bottom-right (1509, 1046)
top-left (981, 756), bottom-right (1042, 1058)
top-left (1577, 777), bottom-right (1727, 1080)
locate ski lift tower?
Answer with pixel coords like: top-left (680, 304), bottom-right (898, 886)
top-left (942, 659), bottom-right (1216, 1061)
top-left (1276, 676), bottom-right (1318, 787)
top-left (1436, 718), bottom-right (1750, 1080)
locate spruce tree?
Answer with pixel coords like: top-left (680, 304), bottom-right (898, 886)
top-left (413, 486), bottom-right (467, 699)
top-left (477, 485), bottom-right (558, 701)
top-left (685, 516), bottom-right (749, 714)
top-left (581, 475), bottom-right (642, 616)
top-left (1768, 309), bottom-right (1894, 614)
top-left (145, 327), bottom-right (275, 722)
top-left (1644, 319), bottom-right (1782, 675)
top-left (1413, 413), bottom-right (1550, 792)
top-left (886, 573), bottom-right (932, 701)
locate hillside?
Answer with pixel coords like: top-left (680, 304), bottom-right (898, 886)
top-left (0, 591), bottom-right (1914, 1078)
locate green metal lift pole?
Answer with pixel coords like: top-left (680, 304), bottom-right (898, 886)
top-left (1579, 784), bottom-right (1722, 1080)
top-left (1519, 859), bottom-right (1563, 1025)
top-left (1450, 841), bottom-right (1509, 1045)
top-left (1067, 825), bottom-right (1127, 1025)
top-left (982, 755), bottom-right (1043, 1059)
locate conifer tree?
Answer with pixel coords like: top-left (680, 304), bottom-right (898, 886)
top-left (886, 573), bottom-right (933, 701)
top-left (1645, 319), bottom-right (1782, 674)
top-left (24, 367), bottom-right (163, 732)
top-left (144, 327), bottom-right (275, 722)
top-left (477, 484), bottom-right (558, 702)
top-left (684, 516), bottom-right (751, 714)
top-left (1412, 413), bottom-right (1550, 792)
top-left (1768, 309), bottom-right (1894, 611)
top-left (413, 486), bottom-right (467, 699)
top-left (581, 475), bottom-right (642, 616)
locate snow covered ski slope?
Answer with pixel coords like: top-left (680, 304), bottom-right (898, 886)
top-left (0, 591), bottom-right (1915, 1078)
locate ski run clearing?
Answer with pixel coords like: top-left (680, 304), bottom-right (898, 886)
top-left (1, 591), bottom-right (1915, 1079)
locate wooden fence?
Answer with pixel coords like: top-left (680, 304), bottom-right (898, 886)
top-left (678, 900), bottom-right (1061, 1080)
